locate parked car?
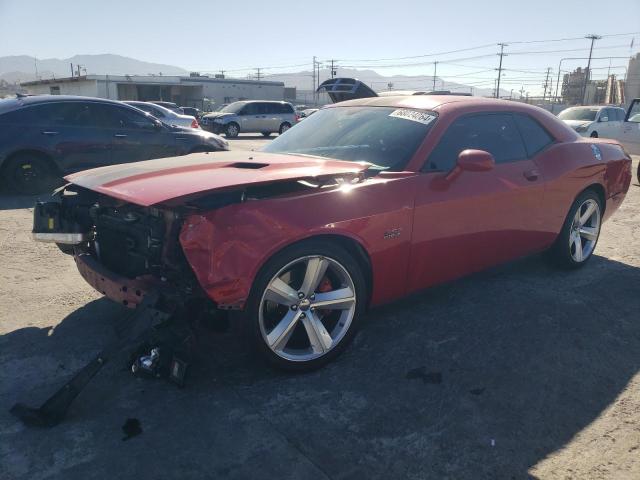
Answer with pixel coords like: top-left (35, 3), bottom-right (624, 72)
top-left (181, 106), bottom-right (203, 120)
top-left (0, 95), bottom-right (228, 194)
top-left (299, 108), bottom-right (319, 119)
top-left (32, 92), bottom-right (631, 371)
top-left (621, 98), bottom-right (640, 161)
top-left (149, 101), bottom-right (182, 113)
top-left (201, 100), bottom-right (298, 137)
top-left (558, 105), bottom-right (626, 138)
top-left (124, 101), bottom-right (200, 129)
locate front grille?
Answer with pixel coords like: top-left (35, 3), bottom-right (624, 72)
top-left (94, 207), bottom-right (166, 279)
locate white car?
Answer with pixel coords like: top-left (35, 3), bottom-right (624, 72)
top-left (558, 105), bottom-right (626, 139)
top-left (124, 101), bottom-right (200, 129)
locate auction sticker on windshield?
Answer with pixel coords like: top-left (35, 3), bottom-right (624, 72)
top-left (389, 109), bottom-right (436, 125)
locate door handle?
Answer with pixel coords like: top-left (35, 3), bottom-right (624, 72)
top-left (114, 134), bottom-right (127, 138)
top-left (523, 169), bottom-right (540, 181)
top-left (41, 131), bottom-right (59, 136)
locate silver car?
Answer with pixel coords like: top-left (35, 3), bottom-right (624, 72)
top-left (201, 101), bottom-right (298, 138)
top-left (124, 101), bottom-right (200, 129)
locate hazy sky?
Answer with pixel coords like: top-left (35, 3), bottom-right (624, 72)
top-left (1, 0), bottom-right (639, 94)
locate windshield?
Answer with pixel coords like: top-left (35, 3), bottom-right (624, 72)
top-left (558, 108), bottom-right (598, 121)
top-left (263, 106), bottom-right (436, 170)
top-left (220, 102), bottom-right (245, 113)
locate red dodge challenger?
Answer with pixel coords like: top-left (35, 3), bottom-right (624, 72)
top-left (33, 91), bottom-right (632, 371)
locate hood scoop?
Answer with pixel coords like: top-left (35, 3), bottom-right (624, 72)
top-left (228, 162), bottom-right (269, 169)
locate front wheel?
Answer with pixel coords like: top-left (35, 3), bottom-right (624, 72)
top-left (549, 190), bottom-right (602, 268)
top-left (3, 153), bottom-right (57, 195)
top-left (590, 131), bottom-right (598, 138)
top-left (246, 241), bottom-right (366, 372)
top-left (225, 123), bottom-right (239, 138)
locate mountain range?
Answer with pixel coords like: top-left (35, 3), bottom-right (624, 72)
top-left (0, 54), bottom-right (500, 97)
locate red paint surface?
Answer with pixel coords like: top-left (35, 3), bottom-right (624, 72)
top-left (70, 96), bottom-right (632, 310)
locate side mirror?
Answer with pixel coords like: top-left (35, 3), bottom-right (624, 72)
top-left (445, 149), bottom-right (494, 181)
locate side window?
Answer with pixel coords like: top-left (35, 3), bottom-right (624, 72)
top-left (0, 106), bottom-right (39, 125)
top-left (513, 114), bottom-right (554, 157)
top-left (99, 105), bottom-right (156, 129)
top-left (149, 106), bottom-right (165, 118)
top-left (262, 103), bottom-right (276, 114)
top-left (23, 102), bottom-right (102, 128)
top-left (600, 109), bottom-right (611, 122)
top-left (241, 103), bottom-right (259, 115)
top-left (614, 108), bottom-right (625, 122)
top-left (425, 113), bottom-right (527, 171)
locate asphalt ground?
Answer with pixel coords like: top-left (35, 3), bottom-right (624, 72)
top-left (1, 139), bottom-right (638, 479)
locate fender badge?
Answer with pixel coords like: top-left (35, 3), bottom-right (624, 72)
top-left (590, 144), bottom-right (602, 161)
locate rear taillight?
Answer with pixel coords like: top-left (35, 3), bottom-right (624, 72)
top-left (191, 119), bottom-right (200, 129)
top-left (295, 113), bottom-right (300, 122)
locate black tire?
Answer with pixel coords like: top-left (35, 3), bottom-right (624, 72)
top-left (261, 132), bottom-right (271, 137)
top-left (590, 131), bottom-right (598, 138)
top-left (245, 240), bottom-right (367, 372)
top-left (278, 122), bottom-right (291, 135)
top-left (2, 153), bottom-right (58, 195)
top-left (225, 122), bottom-right (240, 138)
top-left (549, 189), bottom-right (602, 269)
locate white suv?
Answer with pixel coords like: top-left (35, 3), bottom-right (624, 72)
top-left (201, 101), bottom-right (298, 138)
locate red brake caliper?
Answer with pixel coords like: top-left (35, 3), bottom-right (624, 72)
top-left (316, 277), bottom-right (333, 317)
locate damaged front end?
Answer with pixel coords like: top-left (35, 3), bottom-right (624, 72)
top-left (33, 185), bottom-right (200, 309)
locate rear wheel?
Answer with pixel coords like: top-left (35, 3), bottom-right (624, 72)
top-left (3, 153), bottom-right (57, 195)
top-left (590, 131), bottom-right (598, 138)
top-left (246, 241), bottom-right (366, 372)
top-left (261, 132), bottom-right (271, 137)
top-left (279, 122), bottom-right (291, 135)
top-left (549, 190), bottom-right (602, 268)
top-left (225, 123), bottom-right (240, 138)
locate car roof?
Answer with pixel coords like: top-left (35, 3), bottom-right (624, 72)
top-left (0, 94), bottom-right (134, 115)
top-left (327, 94), bottom-right (510, 111)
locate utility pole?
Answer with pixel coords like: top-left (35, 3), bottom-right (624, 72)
top-left (70, 63), bottom-right (74, 77)
top-left (581, 34), bottom-right (601, 105)
top-left (76, 64), bottom-right (83, 77)
top-left (432, 61), bottom-right (438, 91)
top-left (219, 69), bottom-right (225, 78)
top-left (312, 56), bottom-right (317, 98)
top-left (329, 59), bottom-right (336, 78)
top-left (495, 43), bottom-right (507, 99)
top-left (255, 68), bottom-right (262, 81)
top-left (34, 57), bottom-right (38, 79)
top-left (542, 67), bottom-right (552, 102)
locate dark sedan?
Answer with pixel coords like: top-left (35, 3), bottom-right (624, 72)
top-left (0, 95), bottom-right (229, 194)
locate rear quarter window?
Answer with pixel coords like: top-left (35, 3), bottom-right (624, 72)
top-left (513, 114), bottom-right (554, 157)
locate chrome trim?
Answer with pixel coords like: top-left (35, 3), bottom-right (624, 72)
top-left (32, 232), bottom-right (88, 245)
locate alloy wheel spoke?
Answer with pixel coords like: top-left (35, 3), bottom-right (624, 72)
top-left (312, 287), bottom-right (356, 310)
top-left (265, 277), bottom-right (300, 306)
top-left (572, 233), bottom-right (583, 262)
top-left (267, 310), bottom-right (301, 351)
top-left (300, 257), bottom-right (329, 296)
top-left (579, 226), bottom-right (598, 241)
top-left (302, 312), bottom-right (333, 353)
top-left (579, 202), bottom-right (596, 226)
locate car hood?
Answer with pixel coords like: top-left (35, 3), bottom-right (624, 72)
top-left (64, 151), bottom-right (369, 207)
top-left (561, 119), bottom-right (593, 129)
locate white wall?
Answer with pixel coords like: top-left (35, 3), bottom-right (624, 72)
top-left (26, 80), bottom-right (99, 97)
top-left (200, 82), bottom-right (283, 106)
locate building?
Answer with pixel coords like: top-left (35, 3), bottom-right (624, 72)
top-left (561, 67), bottom-right (587, 105)
top-left (625, 53), bottom-right (640, 106)
top-left (21, 74), bottom-right (286, 110)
